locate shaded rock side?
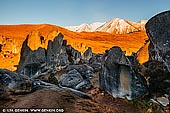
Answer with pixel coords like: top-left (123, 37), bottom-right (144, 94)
top-left (145, 10), bottom-right (170, 72)
top-left (46, 32), bottom-right (64, 66)
top-left (17, 35), bottom-right (46, 76)
top-left (99, 46), bottom-right (148, 100)
top-left (17, 31), bottom-right (82, 77)
top-left (0, 69), bottom-right (32, 94)
top-left (46, 33), bottom-right (69, 71)
top-left (66, 45), bottom-right (81, 65)
top-left (89, 54), bottom-right (102, 72)
top-left (82, 47), bottom-right (93, 63)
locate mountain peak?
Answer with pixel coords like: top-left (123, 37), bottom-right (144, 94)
top-left (65, 18), bottom-right (146, 34)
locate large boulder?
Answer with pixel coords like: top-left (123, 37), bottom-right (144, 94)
top-left (99, 46), bottom-right (148, 100)
top-left (145, 10), bottom-right (170, 72)
top-left (144, 10), bottom-right (170, 95)
top-left (59, 69), bottom-right (83, 88)
top-left (0, 69), bottom-right (32, 94)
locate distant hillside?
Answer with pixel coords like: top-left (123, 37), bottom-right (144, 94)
top-left (0, 24), bottom-right (148, 70)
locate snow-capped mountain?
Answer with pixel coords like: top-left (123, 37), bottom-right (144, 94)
top-left (65, 18), bottom-right (147, 34)
top-left (96, 18), bottom-right (147, 34)
top-left (65, 22), bottom-right (106, 32)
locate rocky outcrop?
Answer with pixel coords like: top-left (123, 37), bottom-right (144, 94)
top-left (17, 34), bottom-right (46, 77)
top-left (82, 47), bottom-right (93, 63)
top-left (59, 69), bottom-right (83, 88)
top-left (145, 10), bottom-right (170, 72)
top-left (99, 46), bottom-right (148, 100)
top-left (89, 54), bottom-right (102, 72)
top-left (66, 45), bottom-right (81, 65)
top-left (46, 32), bottom-right (69, 70)
top-left (17, 32), bottom-right (72, 76)
top-left (141, 11), bottom-right (170, 96)
top-left (142, 60), bottom-right (170, 95)
top-left (0, 69), bottom-right (32, 94)
top-left (59, 68), bottom-right (93, 91)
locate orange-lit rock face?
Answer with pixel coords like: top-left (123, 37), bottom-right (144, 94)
top-left (27, 30), bottom-right (42, 50)
top-left (0, 24), bottom-right (149, 71)
top-left (137, 42), bottom-right (150, 64)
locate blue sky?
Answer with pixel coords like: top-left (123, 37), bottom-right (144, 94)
top-left (0, 0), bottom-right (170, 26)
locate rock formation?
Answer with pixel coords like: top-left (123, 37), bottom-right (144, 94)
top-left (17, 34), bottom-right (46, 77)
top-left (145, 10), bottom-right (170, 72)
top-left (82, 47), bottom-right (93, 63)
top-left (143, 10), bottom-right (170, 95)
top-left (99, 46), bottom-right (148, 100)
top-left (59, 69), bottom-right (84, 89)
top-left (66, 45), bottom-right (81, 65)
top-left (89, 54), bottom-right (102, 72)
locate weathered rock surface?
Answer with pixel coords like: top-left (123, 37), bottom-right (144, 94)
top-left (145, 10), bottom-right (170, 72)
top-left (144, 11), bottom-right (170, 95)
top-left (27, 30), bottom-right (45, 50)
top-left (66, 45), bottom-right (81, 65)
top-left (82, 47), bottom-right (93, 63)
top-left (17, 32), bottom-right (47, 77)
top-left (75, 79), bottom-right (93, 91)
top-left (59, 69), bottom-right (83, 88)
top-left (142, 60), bottom-right (170, 95)
top-left (46, 33), bottom-right (70, 71)
top-left (89, 54), bottom-right (102, 72)
top-left (99, 46), bottom-right (148, 100)
top-left (0, 69), bottom-right (32, 94)
top-left (66, 64), bottom-right (95, 78)
top-left (0, 83), bottom-right (10, 100)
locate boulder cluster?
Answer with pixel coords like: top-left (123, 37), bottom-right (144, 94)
top-left (0, 11), bottom-right (170, 108)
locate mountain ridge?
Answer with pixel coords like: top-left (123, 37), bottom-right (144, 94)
top-left (65, 18), bottom-right (147, 34)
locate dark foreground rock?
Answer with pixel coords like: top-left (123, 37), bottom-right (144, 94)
top-left (99, 46), bottom-right (148, 100)
top-left (144, 10), bottom-right (170, 96)
top-left (145, 10), bottom-right (170, 72)
top-left (66, 64), bottom-right (95, 78)
top-left (82, 47), bottom-right (93, 63)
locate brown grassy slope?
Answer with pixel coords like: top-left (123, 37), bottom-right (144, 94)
top-left (0, 24), bottom-right (148, 71)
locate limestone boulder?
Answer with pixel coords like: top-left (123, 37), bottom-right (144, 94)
top-left (145, 10), bottom-right (170, 72)
top-left (144, 10), bottom-right (170, 95)
top-left (59, 69), bottom-right (83, 88)
top-left (99, 46), bottom-right (148, 100)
